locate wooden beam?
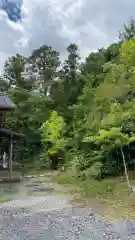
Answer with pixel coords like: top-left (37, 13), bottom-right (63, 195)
top-left (0, 128), bottom-right (24, 139)
top-left (9, 138), bottom-right (13, 179)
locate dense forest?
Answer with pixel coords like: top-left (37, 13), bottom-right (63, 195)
top-left (1, 18), bottom-right (135, 180)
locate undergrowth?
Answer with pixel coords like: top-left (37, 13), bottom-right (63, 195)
top-left (53, 170), bottom-right (135, 220)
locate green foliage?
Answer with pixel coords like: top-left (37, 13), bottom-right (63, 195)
top-left (120, 37), bottom-right (135, 65)
top-left (83, 162), bottom-right (103, 179)
top-left (2, 17), bottom-right (135, 182)
top-left (55, 171), bottom-right (132, 200)
top-left (30, 45), bottom-right (60, 95)
top-left (67, 149), bottom-right (90, 172)
top-left (41, 111), bottom-right (67, 155)
top-left (119, 18), bottom-right (135, 41)
top-left (85, 128), bottom-right (129, 148)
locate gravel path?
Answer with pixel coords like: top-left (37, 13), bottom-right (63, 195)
top-left (0, 195), bottom-right (135, 239)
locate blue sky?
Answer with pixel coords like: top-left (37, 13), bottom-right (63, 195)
top-left (0, 0), bottom-right (22, 22)
top-left (0, 0), bottom-right (135, 72)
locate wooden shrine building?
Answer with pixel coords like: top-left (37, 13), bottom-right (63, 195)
top-left (0, 92), bottom-right (24, 183)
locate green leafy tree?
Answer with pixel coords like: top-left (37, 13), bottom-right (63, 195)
top-left (2, 17), bottom-right (135, 181)
top-left (41, 111), bottom-right (68, 168)
top-left (119, 18), bottom-right (135, 41)
top-left (102, 43), bottom-right (120, 63)
top-left (81, 51), bottom-right (105, 88)
top-left (3, 54), bottom-right (32, 90)
top-left (120, 36), bottom-right (135, 66)
top-left (30, 45), bottom-right (60, 95)
top-left (85, 127), bottom-right (135, 189)
top-left (58, 43), bottom-right (82, 106)
top-left (0, 77), bottom-right (10, 91)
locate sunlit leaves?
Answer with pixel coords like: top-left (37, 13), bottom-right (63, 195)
top-left (120, 37), bottom-right (135, 65)
top-left (41, 111), bottom-right (67, 155)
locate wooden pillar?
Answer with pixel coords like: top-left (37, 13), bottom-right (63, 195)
top-left (9, 137), bottom-right (13, 179)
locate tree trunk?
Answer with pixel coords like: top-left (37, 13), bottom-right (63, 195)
top-left (9, 138), bottom-right (13, 179)
top-left (116, 150), bottom-right (120, 174)
top-left (128, 144), bottom-right (131, 163)
top-left (120, 147), bottom-right (132, 191)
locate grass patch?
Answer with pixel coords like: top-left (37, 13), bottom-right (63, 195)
top-left (53, 170), bottom-right (135, 220)
top-left (0, 198), bottom-right (12, 203)
top-left (53, 171), bottom-right (129, 199)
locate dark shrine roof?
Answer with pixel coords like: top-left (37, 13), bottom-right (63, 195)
top-left (0, 128), bottom-right (24, 139)
top-left (0, 92), bottom-right (15, 111)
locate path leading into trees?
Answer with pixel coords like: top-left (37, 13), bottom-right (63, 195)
top-left (0, 172), bottom-right (134, 239)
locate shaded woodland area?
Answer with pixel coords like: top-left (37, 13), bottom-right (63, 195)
top-left (1, 18), bottom-right (135, 180)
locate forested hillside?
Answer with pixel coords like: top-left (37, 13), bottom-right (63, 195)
top-left (1, 18), bottom-right (135, 180)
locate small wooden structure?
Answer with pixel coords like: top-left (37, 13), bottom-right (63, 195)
top-left (0, 92), bottom-right (24, 183)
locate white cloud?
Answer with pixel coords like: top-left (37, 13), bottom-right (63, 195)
top-left (0, 52), bottom-right (9, 74)
top-left (0, 0), bottom-right (135, 72)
